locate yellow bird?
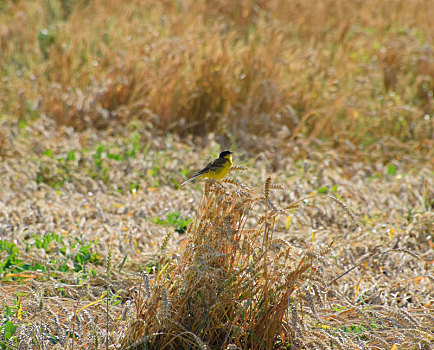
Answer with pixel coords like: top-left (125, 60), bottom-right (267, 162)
top-left (181, 151), bottom-right (233, 186)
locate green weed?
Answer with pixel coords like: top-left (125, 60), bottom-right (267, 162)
top-left (29, 232), bottom-right (102, 276)
top-left (0, 297), bottom-right (21, 349)
top-left (387, 164), bottom-right (397, 175)
top-left (0, 319), bottom-right (17, 349)
top-left (0, 233), bottom-right (102, 283)
top-left (154, 211), bottom-right (192, 234)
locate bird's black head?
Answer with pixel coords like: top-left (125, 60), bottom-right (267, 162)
top-left (219, 150), bottom-right (233, 158)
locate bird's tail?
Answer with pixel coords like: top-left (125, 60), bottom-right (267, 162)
top-left (180, 173), bottom-right (203, 186)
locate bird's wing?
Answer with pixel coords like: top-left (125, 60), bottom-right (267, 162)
top-left (193, 157), bottom-right (227, 176)
top-left (206, 157), bottom-right (228, 170)
top-left (181, 158), bottom-right (228, 186)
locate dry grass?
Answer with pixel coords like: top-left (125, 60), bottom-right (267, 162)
top-left (1, 0), bottom-right (433, 156)
top-left (0, 0), bottom-right (433, 349)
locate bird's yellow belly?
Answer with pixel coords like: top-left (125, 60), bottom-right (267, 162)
top-left (204, 164), bottom-right (230, 180)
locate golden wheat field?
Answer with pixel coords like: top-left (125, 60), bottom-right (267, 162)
top-left (0, 0), bottom-right (433, 349)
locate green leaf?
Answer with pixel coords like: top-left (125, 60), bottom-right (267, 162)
top-left (5, 306), bottom-right (13, 317)
top-left (129, 182), bottom-right (139, 192)
top-left (167, 212), bottom-right (180, 225)
top-left (107, 153), bottom-right (123, 161)
top-left (387, 164), bottom-right (397, 175)
top-left (66, 150), bottom-right (76, 161)
top-left (317, 186), bottom-right (329, 194)
top-left (44, 149), bottom-right (52, 157)
top-left (19, 119), bottom-right (27, 130)
top-left (4, 320), bottom-right (17, 337)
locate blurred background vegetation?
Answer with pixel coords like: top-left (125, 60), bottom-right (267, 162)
top-left (1, 0), bottom-right (432, 159)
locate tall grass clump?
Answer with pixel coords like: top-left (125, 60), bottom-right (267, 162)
top-left (121, 177), bottom-right (334, 349)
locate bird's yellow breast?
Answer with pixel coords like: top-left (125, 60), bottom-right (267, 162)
top-left (205, 155), bottom-right (232, 180)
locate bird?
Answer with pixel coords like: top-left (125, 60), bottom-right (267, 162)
top-left (181, 150), bottom-right (233, 186)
